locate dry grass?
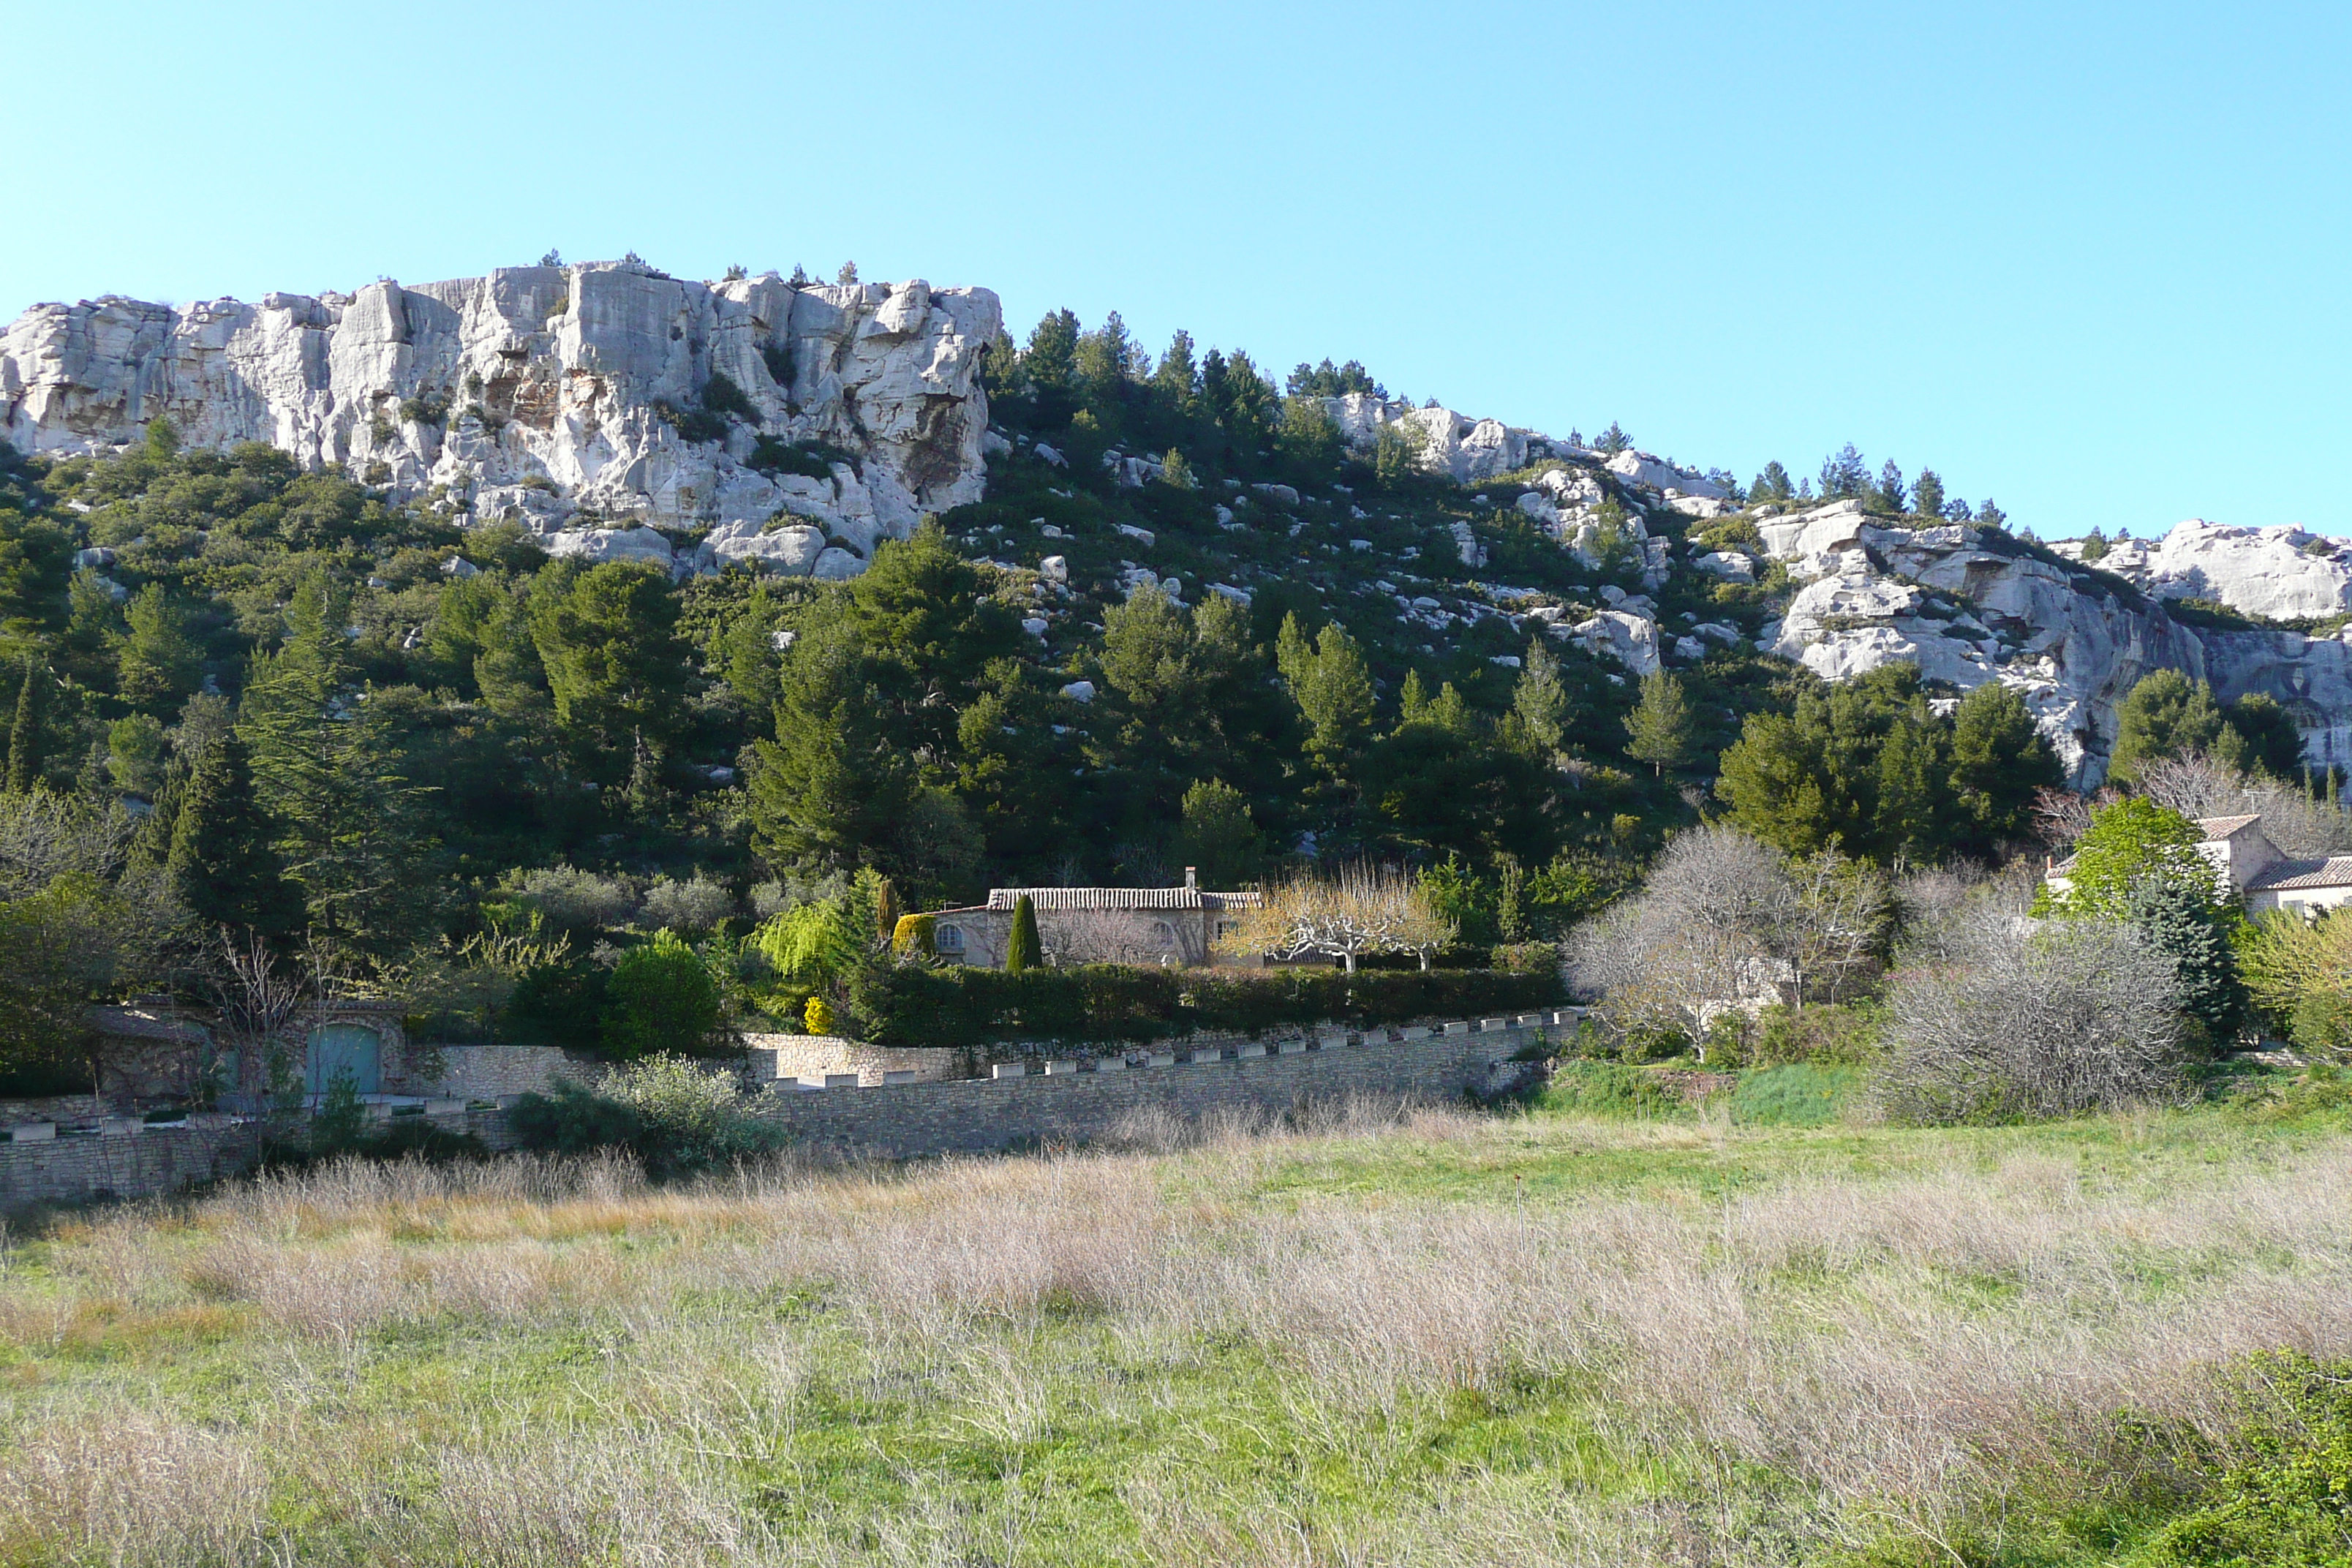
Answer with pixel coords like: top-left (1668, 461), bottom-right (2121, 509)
top-left (1, 1102), bottom-right (2348, 1564)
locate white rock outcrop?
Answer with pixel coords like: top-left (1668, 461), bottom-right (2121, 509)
top-left (1750, 500), bottom-right (2352, 785)
top-left (1, 261), bottom-right (1000, 580)
top-left (2059, 519), bottom-right (2352, 622)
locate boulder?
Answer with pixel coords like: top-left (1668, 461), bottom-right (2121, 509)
top-left (544, 526), bottom-right (674, 568)
top-left (1605, 449), bottom-right (1727, 499)
top-left (1564, 610), bottom-right (1661, 676)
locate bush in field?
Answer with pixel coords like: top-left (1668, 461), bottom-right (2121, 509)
top-left (507, 1053), bottom-right (783, 1177)
top-left (1879, 900), bottom-right (2187, 1124)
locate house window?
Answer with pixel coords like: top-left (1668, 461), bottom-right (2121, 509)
top-left (936, 924), bottom-right (965, 953)
top-left (1153, 920), bottom-right (1176, 944)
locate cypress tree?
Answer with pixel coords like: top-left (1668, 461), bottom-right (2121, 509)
top-left (4, 657), bottom-right (40, 792)
top-left (167, 732), bottom-right (302, 938)
top-left (1006, 893), bottom-right (1041, 973)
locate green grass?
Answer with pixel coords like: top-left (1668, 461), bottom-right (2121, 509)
top-left (2, 1086), bottom-right (2349, 1564)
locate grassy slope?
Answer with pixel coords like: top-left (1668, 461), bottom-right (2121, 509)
top-left (2, 1085), bottom-right (2348, 1566)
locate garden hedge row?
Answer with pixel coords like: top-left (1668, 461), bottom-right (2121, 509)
top-left (848, 960), bottom-right (1566, 1049)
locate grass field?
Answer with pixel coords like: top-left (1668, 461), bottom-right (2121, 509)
top-left (3, 1076), bottom-right (2350, 1566)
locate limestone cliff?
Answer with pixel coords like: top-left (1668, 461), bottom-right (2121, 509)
top-left (1749, 501), bottom-right (2352, 785)
top-left (0, 261), bottom-right (1000, 580)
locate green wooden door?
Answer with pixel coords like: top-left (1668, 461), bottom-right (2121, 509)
top-left (305, 1024), bottom-right (382, 1096)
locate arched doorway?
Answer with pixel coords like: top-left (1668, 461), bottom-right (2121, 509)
top-left (305, 1022), bottom-right (382, 1096)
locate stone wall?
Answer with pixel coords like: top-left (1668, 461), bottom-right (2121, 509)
top-left (0, 1104), bottom-right (520, 1213)
top-left (742, 1036), bottom-right (964, 1087)
top-left (0, 1012), bottom-right (1580, 1209)
top-left (423, 1045), bottom-right (603, 1100)
top-left (749, 1015), bottom-right (1569, 1160)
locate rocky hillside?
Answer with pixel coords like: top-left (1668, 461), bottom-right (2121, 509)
top-left (7, 259), bottom-right (2346, 790)
top-left (1, 261), bottom-right (999, 580)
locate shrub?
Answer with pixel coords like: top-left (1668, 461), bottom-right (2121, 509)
top-left (500, 864), bottom-right (638, 934)
top-left (848, 962), bottom-right (1567, 1047)
top-left (507, 1054), bottom-right (784, 1178)
top-left (1879, 904), bottom-right (2188, 1124)
top-left (1752, 1001), bottom-right (1887, 1066)
top-left (1537, 1060), bottom-right (1679, 1119)
top-left (638, 873), bottom-right (735, 934)
top-left (601, 930), bottom-right (724, 1058)
top-left (2149, 1352), bottom-right (2352, 1566)
top-left (700, 372), bottom-right (755, 420)
top-left (891, 913), bottom-right (935, 958)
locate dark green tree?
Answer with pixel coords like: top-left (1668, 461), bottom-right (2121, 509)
top-left (2122, 875), bottom-right (2246, 1050)
top-left (1006, 893), bottom-right (1041, 973)
top-left (2222, 692), bottom-right (2304, 779)
top-left (1945, 680), bottom-right (2062, 855)
top-left (1275, 614), bottom-right (1374, 781)
top-left (600, 931), bottom-right (723, 1057)
top-left (1911, 469), bottom-right (1945, 519)
top-left (4, 658), bottom-right (44, 793)
top-left (116, 585), bottom-right (204, 711)
top-left (1175, 778), bottom-right (1263, 887)
top-left (165, 731), bottom-right (302, 941)
top-left (747, 611), bottom-right (916, 869)
top-left (529, 562), bottom-right (690, 785)
top-left (2108, 670), bottom-right (2226, 787)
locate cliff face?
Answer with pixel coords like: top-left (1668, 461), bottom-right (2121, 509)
top-left (0, 263), bottom-right (1000, 579)
top-left (1748, 501), bottom-right (2352, 786)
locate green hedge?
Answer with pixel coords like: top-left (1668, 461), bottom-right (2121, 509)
top-left (849, 962), bottom-right (1566, 1049)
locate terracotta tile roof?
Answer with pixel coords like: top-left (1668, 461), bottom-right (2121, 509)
top-left (2247, 856), bottom-right (2352, 892)
top-left (981, 886), bottom-right (1261, 912)
top-left (2194, 814), bottom-right (2264, 840)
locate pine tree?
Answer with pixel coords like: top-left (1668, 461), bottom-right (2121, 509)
top-left (1595, 422), bottom-right (1632, 456)
top-left (116, 585), bottom-right (203, 710)
top-left (239, 576), bottom-right (421, 951)
top-left (1275, 614), bottom-right (1374, 777)
top-left (1911, 469), bottom-right (1945, 519)
top-left (4, 657), bottom-right (42, 792)
top-left (2108, 670), bottom-right (2226, 786)
top-left (1006, 894), bottom-right (1041, 973)
top-left (1872, 461), bottom-right (1906, 513)
top-left (1510, 639), bottom-right (1570, 755)
top-left (167, 731), bottom-right (302, 939)
top-left (1622, 670), bottom-right (1696, 777)
top-left (2121, 875), bottom-right (2245, 1048)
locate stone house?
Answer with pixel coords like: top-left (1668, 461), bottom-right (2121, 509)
top-left (2045, 813), bottom-right (2352, 917)
top-left (931, 871), bottom-right (1262, 969)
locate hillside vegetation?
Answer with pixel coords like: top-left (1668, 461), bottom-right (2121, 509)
top-left (4, 1080), bottom-right (2350, 1566)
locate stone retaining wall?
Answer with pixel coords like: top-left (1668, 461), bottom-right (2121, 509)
top-left (0, 1105), bottom-right (520, 1213)
top-left (1, 1013), bottom-right (1580, 1208)
top-left (750, 1014), bottom-right (1572, 1159)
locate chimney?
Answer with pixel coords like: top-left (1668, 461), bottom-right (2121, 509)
top-left (1183, 865), bottom-right (1197, 889)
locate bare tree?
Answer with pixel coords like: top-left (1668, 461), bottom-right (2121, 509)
top-left (0, 791), bottom-right (133, 900)
top-left (205, 932), bottom-right (314, 1110)
top-left (2135, 750), bottom-right (2352, 856)
top-left (1221, 864), bottom-right (1454, 973)
top-left (1878, 892), bottom-right (2187, 1124)
top-left (1783, 851), bottom-right (1892, 1004)
top-left (1567, 826), bottom-right (1894, 1058)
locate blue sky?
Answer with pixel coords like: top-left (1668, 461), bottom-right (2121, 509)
top-left (9, 1), bottom-right (2347, 536)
